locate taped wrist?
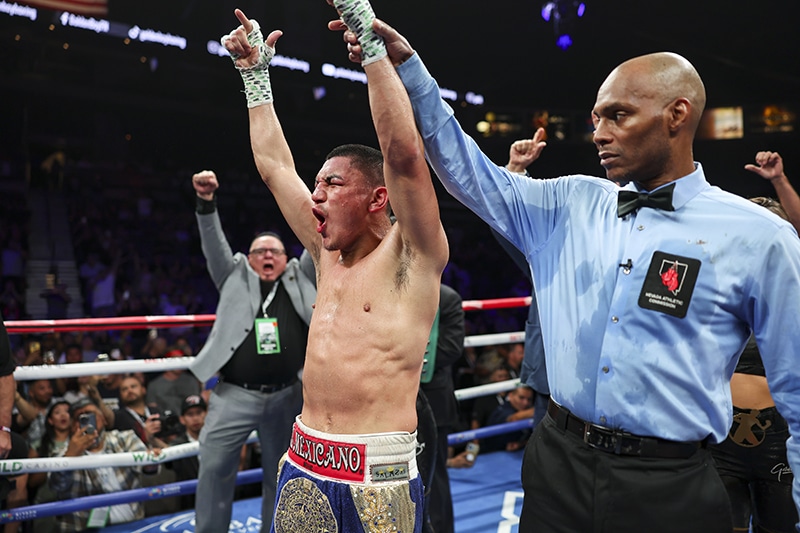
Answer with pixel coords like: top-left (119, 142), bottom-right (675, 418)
top-left (221, 19), bottom-right (276, 108)
top-left (239, 59), bottom-right (274, 108)
top-left (333, 0), bottom-right (387, 66)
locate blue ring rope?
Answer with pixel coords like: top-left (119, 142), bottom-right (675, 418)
top-left (447, 419), bottom-right (533, 445)
top-left (0, 468), bottom-right (263, 524)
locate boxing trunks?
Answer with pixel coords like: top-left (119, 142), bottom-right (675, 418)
top-left (272, 417), bottom-right (424, 533)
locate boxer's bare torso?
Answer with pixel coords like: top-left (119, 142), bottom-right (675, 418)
top-left (302, 227), bottom-right (442, 434)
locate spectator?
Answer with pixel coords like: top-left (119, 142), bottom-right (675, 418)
top-left (745, 151), bottom-right (800, 230)
top-left (88, 251), bottom-right (120, 318)
top-left (447, 366), bottom-right (514, 472)
top-left (0, 281), bottom-right (24, 321)
top-left (55, 343), bottom-right (84, 398)
top-left (62, 374), bottom-right (115, 430)
top-left (473, 344), bottom-right (511, 384)
top-left (113, 375), bottom-right (168, 448)
top-left (481, 384), bottom-right (534, 453)
top-left (49, 397), bottom-right (158, 531)
top-left (504, 342), bottom-right (525, 379)
top-left (169, 394), bottom-right (207, 510)
top-left (56, 342), bottom-right (82, 367)
top-left (0, 237), bottom-right (25, 293)
top-left (18, 339), bottom-right (47, 368)
top-left (125, 362), bottom-right (185, 517)
top-left (470, 366), bottom-right (511, 433)
top-left (77, 252), bottom-right (105, 314)
top-left (145, 348), bottom-right (200, 418)
top-left (159, 291), bottom-right (191, 338)
top-left (35, 400), bottom-right (72, 459)
top-left (39, 272), bottom-right (72, 320)
top-left (79, 335), bottom-right (99, 363)
top-left (28, 400), bottom-right (71, 533)
top-left (13, 379), bottom-right (57, 447)
top-left (173, 337), bottom-right (194, 358)
top-left (140, 331), bottom-right (168, 361)
top-left (0, 292), bottom-right (23, 322)
top-left (94, 372), bottom-right (124, 412)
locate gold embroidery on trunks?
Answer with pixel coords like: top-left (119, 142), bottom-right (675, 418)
top-left (351, 484), bottom-right (416, 532)
top-left (274, 477), bottom-right (337, 533)
top-left (276, 452), bottom-right (287, 484)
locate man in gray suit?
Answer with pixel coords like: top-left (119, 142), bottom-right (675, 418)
top-left (190, 170), bottom-right (316, 533)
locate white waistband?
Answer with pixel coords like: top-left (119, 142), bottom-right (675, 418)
top-left (288, 416), bottom-right (419, 484)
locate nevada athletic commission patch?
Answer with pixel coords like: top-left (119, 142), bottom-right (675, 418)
top-left (638, 251), bottom-right (701, 318)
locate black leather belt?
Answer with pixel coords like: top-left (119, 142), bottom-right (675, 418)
top-left (220, 375), bottom-right (297, 394)
top-left (547, 399), bottom-right (705, 459)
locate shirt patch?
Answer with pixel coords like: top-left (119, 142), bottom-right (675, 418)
top-left (638, 251), bottom-right (701, 318)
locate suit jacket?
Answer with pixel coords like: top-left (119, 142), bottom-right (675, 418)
top-left (420, 284), bottom-right (465, 428)
top-left (190, 209), bottom-right (316, 383)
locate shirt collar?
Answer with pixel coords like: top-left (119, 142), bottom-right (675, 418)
top-left (620, 162), bottom-right (709, 212)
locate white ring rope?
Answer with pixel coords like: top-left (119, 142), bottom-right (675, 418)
top-left (0, 431), bottom-right (259, 475)
top-left (13, 356), bottom-right (194, 381)
top-left (463, 331), bottom-right (526, 348)
top-left (454, 378), bottom-right (521, 401)
top-left (13, 331), bottom-right (527, 381)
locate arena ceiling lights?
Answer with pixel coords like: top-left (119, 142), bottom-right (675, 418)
top-left (541, 0), bottom-right (586, 50)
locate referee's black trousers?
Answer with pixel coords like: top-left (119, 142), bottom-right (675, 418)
top-left (519, 414), bottom-right (732, 532)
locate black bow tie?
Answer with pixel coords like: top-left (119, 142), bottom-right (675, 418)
top-left (617, 184), bottom-right (676, 218)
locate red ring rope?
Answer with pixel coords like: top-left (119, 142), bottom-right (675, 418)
top-left (5, 297), bottom-right (531, 333)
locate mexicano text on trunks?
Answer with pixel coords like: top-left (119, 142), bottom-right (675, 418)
top-left (289, 428), bottom-right (366, 482)
top-left (644, 292), bottom-right (684, 309)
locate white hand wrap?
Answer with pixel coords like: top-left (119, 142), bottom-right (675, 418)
top-left (221, 19), bottom-right (275, 108)
top-left (333, 0), bottom-right (387, 66)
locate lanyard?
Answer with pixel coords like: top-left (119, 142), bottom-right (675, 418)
top-left (261, 280), bottom-right (281, 317)
top-left (126, 406), bottom-right (151, 443)
top-left (126, 406), bottom-right (150, 426)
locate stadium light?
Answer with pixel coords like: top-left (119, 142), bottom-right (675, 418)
top-left (541, 0), bottom-right (586, 50)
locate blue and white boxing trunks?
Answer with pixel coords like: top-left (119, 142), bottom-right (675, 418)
top-left (271, 416), bottom-right (424, 533)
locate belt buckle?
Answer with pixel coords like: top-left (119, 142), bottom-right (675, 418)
top-left (582, 421), bottom-right (593, 444)
top-left (583, 422), bottom-right (628, 455)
